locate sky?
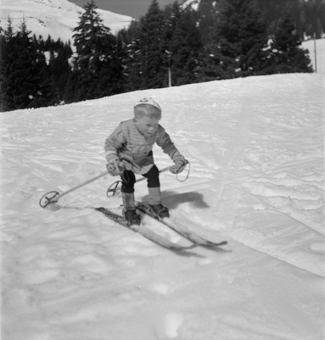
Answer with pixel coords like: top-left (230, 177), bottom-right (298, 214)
top-left (68, 0), bottom-right (179, 19)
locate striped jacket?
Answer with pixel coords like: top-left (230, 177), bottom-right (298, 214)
top-left (104, 119), bottom-right (179, 174)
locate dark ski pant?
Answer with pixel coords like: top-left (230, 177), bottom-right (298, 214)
top-left (121, 164), bottom-right (160, 194)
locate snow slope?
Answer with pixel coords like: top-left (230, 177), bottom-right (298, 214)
top-left (1, 73), bottom-right (324, 340)
top-left (0, 0), bottom-right (134, 41)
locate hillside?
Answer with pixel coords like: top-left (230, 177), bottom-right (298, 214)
top-left (0, 0), bottom-right (134, 41)
top-left (1, 73), bottom-right (324, 340)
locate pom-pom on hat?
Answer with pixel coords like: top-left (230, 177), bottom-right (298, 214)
top-left (134, 98), bottom-right (161, 112)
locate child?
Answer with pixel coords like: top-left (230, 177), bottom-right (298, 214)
top-left (104, 98), bottom-right (188, 225)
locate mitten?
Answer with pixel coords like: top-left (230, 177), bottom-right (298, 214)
top-left (119, 153), bottom-right (135, 171)
top-left (170, 153), bottom-right (188, 174)
top-left (106, 158), bottom-right (123, 176)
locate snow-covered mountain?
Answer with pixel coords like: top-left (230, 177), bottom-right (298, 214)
top-left (1, 72), bottom-right (324, 339)
top-left (0, 0), bottom-right (134, 42)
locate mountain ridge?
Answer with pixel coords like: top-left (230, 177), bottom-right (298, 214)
top-left (0, 0), bottom-right (134, 42)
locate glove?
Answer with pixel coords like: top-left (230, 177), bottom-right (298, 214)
top-left (119, 153), bottom-right (145, 174)
top-left (170, 153), bottom-right (188, 174)
top-left (106, 158), bottom-right (124, 176)
top-left (119, 153), bottom-right (135, 171)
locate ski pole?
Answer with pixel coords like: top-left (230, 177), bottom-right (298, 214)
top-left (39, 170), bottom-right (109, 208)
top-left (106, 164), bottom-right (189, 197)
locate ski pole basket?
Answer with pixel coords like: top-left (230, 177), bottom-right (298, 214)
top-left (39, 191), bottom-right (60, 208)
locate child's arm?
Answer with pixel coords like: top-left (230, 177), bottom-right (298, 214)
top-left (104, 124), bottom-right (125, 163)
top-left (156, 127), bottom-right (188, 174)
top-left (104, 125), bottom-right (126, 176)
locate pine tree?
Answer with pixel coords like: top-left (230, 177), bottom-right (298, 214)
top-left (46, 37), bottom-right (73, 103)
top-left (161, 2), bottom-right (182, 87)
top-left (1, 19), bottom-right (55, 111)
top-left (73, 0), bottom-right (111, 70)
top-left (0, 25), bottom-right (5, 111)
top-left (169, 8), bottom-right (203, 85)
top-left (0, 17), bottom-right (13, 111)
top-left (121, 23), bottom-right (142, 92)
top-left (92, 33), bottom-right (124, 97)
top-left (270, 14), bottom-right (313, 74)
top-left (126, 0), bottom-right (166, 90)
top-left (196, 0), bottom-right (219, 45)
top-left (301, 0), bottom-right (324, 39)
top-left (202, 0), bottom-right (269, 80)
top-left (162, 1), bottom-right (182, 56)
top-left (71, 0), bottom-right (122, 101)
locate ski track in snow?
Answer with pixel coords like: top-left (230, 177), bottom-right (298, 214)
top-left (1, 74), bottom-right (324, 340)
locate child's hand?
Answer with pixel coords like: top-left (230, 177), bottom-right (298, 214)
top-left (119, 154), bottom-right (134, 171)
top-left (106, 158), bottom-right (124, 176)
top-left (170, 153), bottom-right (188, 174)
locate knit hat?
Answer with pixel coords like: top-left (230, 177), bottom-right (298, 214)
top-left (134, 98), bottom-right (161, 112)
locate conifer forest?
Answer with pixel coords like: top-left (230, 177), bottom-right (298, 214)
top-left (0, 0), bottom-right (323, 111)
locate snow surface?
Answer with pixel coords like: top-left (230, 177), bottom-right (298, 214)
top-left (1, 73), bottom-right (325, 340)
top-left (0, 0), bottom-right (134, 41)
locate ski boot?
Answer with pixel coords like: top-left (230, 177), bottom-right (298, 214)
top-left (123, 209), bottom-right (141, 225)
top-left (149, 203), bottom-right (170, 219)
top-left (122, 192), bottom-right (141, 225)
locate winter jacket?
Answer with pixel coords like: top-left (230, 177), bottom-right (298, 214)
top-left (104, 119), bottom-right (179, 174)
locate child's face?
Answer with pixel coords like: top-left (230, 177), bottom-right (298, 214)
top-left (135, 116), bottom-right (160, 138)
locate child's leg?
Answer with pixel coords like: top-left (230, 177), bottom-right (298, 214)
top-left (121, 170), bottom-right (136, 209)
top-left (144, 165), bottom-right (169, 218)
top-left (121, 170), bottom-right (136, 194)
top-left (143, 165), bottom-right (161, 205)
top-left (120, 170), bottom-right (141, 225)
top-left (143, 166), bottom-right (169, 218)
